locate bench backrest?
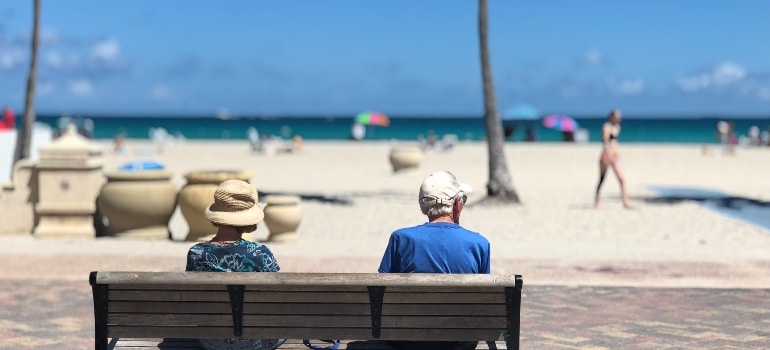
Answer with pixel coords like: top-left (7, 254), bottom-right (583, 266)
top-left (90, 271), bottom-right (522, 350)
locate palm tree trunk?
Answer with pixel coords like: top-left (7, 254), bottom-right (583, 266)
top-left (14, 0), bottom-right (40, 163)
top-left (478, 0), bottom-right (520, 203)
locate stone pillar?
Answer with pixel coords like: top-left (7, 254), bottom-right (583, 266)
top-left (34, 125), bottom-right (103, 238)
top-left (0, 159), bottom-right (37, 235)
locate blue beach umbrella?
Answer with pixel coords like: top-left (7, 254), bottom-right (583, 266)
top-left (502, 104), bottom-right (539, 121)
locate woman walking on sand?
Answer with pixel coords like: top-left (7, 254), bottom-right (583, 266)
top-left (594, 109), bottom-right (633, 209)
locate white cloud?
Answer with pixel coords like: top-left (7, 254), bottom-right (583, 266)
top-left (90, 38), bottom-right (120, 62)
top-left (39, 28), bottom-right (64, 45)
top-left (758, 87), bottom-right (770, 100)
top-left (15, 28), bottom-right (64, 46)
top-left (675, 62), bottom-right (747, 92)
top-left (676, 75), bottom-right (711, 92)
top-left (0, 48), bottom-right (24, 69)
top-left (559, 83), bottom-right (581, 98)
top-left (711, 62), bottom-right (746, 85)
top-left (44, 51), bottom-right (63, 68)
top-left (68, 79), bottom-right (93, 96)
top-left (581, 49), bottom-right (604, 66)
top-left (613, 78), bottom-right (645, 95)
top-left (37, 81), bottom-right (56, 96)
top-left (151, 85), bottom-right (174, 101)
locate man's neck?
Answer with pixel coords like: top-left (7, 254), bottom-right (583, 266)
top-left (429, 215), bottom-right (455, 224)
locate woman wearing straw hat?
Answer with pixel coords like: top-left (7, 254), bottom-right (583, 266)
top-left (186, 179), bottom-right (284, 350)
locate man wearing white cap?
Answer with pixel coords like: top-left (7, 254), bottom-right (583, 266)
top-left (378, 170), bottom-right (490, 275)
top-left (378, 171), bottom-right (490, 349)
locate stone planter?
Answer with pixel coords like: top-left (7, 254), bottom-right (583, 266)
top-left (263, 195), bottom-right (301, 243)
top-left (178, 170), bottom-right (253, 242)
top-left (389, 145), bottom-right (423, 172)
top-left (96, 170), bottom-right (176, 239)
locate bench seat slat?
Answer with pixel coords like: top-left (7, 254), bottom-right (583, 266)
top-left (110, 290), bottom-right (504, 304)
top-left (109, 313), bottom-right (506, 329)
top-left (97, 272), bottom-right (520, 287)
top-left (110, 337), bottom-right (200, 349)
top-left (382, 316), bottom-right (506, 328)
top-left (109, 326), bottom-right (374, 340)
top-left (385, 292), bottom-right (503, 303)
top-left (385, 303), bottom-right (506, 316)
top-left (109, 327), bottom-right (507, 342)
top-left (110, 284), bottom-right (506, 294)
top-left (109, 314), bottom-right (374, 328)
top-left (110, 301), bottom-right (372, 315)
top-left (110, 290), bottom-right (373, 303)
top-left (109, 338), bottom-right (508, 350)
top-left (110, 301), bottom-right (506, 316)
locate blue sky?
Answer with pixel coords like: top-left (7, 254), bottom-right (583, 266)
top-left (1, 0), bottom-right (769, 117)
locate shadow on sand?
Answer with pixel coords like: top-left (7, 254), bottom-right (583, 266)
top-left (638, 186), bottom-right (770, 231)
top-left (257, 190), bottom-right (414, 206)
top-left (258, 191), bottom-right (354, 205)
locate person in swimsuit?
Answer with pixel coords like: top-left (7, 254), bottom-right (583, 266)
top-left (594, 109), bottom-right (633, 209)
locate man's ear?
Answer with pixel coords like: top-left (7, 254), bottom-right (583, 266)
top-left (452, 197), bottom-right (462, 223)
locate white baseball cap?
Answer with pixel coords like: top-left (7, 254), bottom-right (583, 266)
top-left (418, 171), bottom-right (472, 209)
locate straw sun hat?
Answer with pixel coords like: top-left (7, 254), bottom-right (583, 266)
top-left (204, 180), bottom-right (264, 226)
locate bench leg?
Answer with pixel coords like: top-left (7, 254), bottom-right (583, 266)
top-left (92, 284), bottom-right (109, 350)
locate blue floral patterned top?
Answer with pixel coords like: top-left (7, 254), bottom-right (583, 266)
top-left (185, 239), bottom-right (280, 273)
top-left (185, 239), bottom-right (283, 350)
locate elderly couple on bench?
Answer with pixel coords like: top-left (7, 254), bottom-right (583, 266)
top-left (189, 170), bottom-right (490, 350)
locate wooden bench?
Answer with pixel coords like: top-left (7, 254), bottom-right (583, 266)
top-left (90, 272), bottom-right (523, 350)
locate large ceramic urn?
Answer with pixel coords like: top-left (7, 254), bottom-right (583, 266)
top-left (177, 170), bottom-right (253, 242)
top-left (263, 195), bottom-right (302, 243)
top-left (96, 170), bottom-right (176, 239)
top-left (389, 145), bottom-right (423, 172)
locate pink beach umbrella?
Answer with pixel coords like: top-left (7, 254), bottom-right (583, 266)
top-left (542, 114), bottom-right (579, 132)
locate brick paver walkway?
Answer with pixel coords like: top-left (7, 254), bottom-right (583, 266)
top-left (0, 280), bottom-right (768, 349)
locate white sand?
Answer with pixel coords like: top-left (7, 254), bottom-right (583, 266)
top-left (4, 140), bottom-right (770, 288)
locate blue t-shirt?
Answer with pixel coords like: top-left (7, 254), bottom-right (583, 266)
top-left (378, 222), bottom-right (490, 274)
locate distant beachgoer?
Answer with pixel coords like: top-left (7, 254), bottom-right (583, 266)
top-left (113, 134), bottom-right (127, 155)
top-left (727, 122), bottom-right (738, 145)
top-left (525, 125), bottom-right (537, 142)
top-left (503, 122), bottom-right (516, 139)
top-left (1, 106), bottom-right (15, 130)
top-left (721, 121), bottom-right (737, 155)
top-left (594, 109), bottom-right (633, 209)
top-left (351, 123), bottom-right (365, 141)
top-left (427, 130), bottom-right (438, 149)
top-left (82, 118), bottom-right (95, 138)
top-left (562, 130), bottom-right (575, 142)
top-left (149, 127), bottom-right (169, 154)
top-left (748, 125), bottom-right (761, 146)
top-left (292, 134), bottom-right (304, 153)
top-left (248, 127), bottom-right (261, 152)
top-left (716, 121), bottom-right (729, 145)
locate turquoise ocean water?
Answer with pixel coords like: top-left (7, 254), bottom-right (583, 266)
top-left (36, 114), bottom-right (770, 143)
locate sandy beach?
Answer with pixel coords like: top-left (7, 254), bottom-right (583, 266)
top-left (3, 139), bottom-right (770, 349)
top-left (3, 140), bottom-right (769, 287)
